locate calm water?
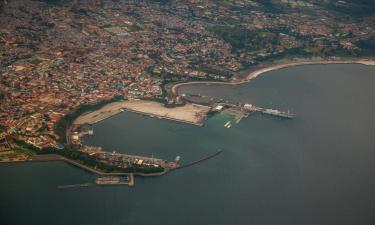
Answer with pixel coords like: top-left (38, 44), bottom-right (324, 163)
top-left (1, 64), bottom-right (375, 225)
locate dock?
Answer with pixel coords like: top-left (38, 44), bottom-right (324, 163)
top-left (181, 93), bottom-right (295, 121)
top-left (242, 104), bottom-right (294, 118)
top-left (95, 175), bottom-right (134, 186)
top-left (260, 108), bottom-right (295, 119)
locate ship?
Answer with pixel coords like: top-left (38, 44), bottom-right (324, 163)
top-left (224, 121), bottom-right (232, 128)
top-left (57, 183), bottom-right (90, 189)
top-left (262, 109), bottom-right (295, 119)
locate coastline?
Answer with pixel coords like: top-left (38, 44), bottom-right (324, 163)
top-left (69, 58), bottom-right (375, 138)
top-left (5, 58), bottom-right (374, 183)
top-left (0, 153), bottom-right (170, 177)
top-left (170, 59), bottom-right (375, 96)
top-left (73, 99), bottom-right (211, 127)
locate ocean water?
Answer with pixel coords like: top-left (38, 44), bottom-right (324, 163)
top-left (1, 64), bottom-right (375, 225)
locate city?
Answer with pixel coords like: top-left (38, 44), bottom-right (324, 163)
top-left (1, 0), bottom-right (375, 225)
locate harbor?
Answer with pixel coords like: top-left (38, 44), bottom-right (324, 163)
top-left (241, 103), bottom-right (295, 119)
top-left (180, 93), bottom-right (295, 124)
top-left (3, 64), bottom-right (375, 225)
top-left (59, 78), bottom-right (295, 188)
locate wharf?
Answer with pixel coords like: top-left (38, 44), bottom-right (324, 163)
top-left (260, 109), bottom-right (295, 119)
top-left (180, 93), bottom-right (295, 120)
top-left (95, 175), bottom-right (134, 187)
top-left (73, 100), bottom-right (210, 127)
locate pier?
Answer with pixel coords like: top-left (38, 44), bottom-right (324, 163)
top-left (181, 93), bottom-right (295, 120)
top-left (73, 100), bottom-right (210, 127)
top-left (95, 174), bottom-right (134, 187)
top-left (241, 104), bottom-right (295, 119)
top-left (57, 174), bottom-right (135, 189)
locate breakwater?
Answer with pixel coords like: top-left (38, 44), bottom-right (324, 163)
top-left (175, 149), bottom-right (223, 170)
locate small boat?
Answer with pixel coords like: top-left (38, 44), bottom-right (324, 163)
top-left (58, 183), bottom-right (90, 189)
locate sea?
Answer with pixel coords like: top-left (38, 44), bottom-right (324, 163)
top-left (1, 64), bottom-right (375, 225)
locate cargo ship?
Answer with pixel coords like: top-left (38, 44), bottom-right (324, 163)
top-left (57, 183), bottom-right (90, 189)
top-left (262, 109), bottom-right (295, 119)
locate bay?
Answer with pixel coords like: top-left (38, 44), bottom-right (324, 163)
top-left (1, 64), bottom-right (375, 225)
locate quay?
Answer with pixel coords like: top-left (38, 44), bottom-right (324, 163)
top-left (260, 108), bottom-right (295, 119)
top-left (122, 107), bottom-right (205, 127)
top-left (95, 175), bottom-right (134, 187)
top-left (242, 104), bottom-right (295, 119)
top-left (57, 175), bottom-right (135, 189)
top-left (94, 151), bottom-right (179, 171)
top-left (180, 93), bottom-right (295, 120)
top-left (73, 100), bottom-right (210, 127)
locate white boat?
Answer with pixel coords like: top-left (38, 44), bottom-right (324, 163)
top-left (224, 121), bottom-right (232, 128)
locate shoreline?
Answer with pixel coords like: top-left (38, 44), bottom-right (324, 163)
top-left (122, 108), bottom-right (205, 126)
top-left (70, 58), bottom-right (375, 128)
top-left (0, 154), bottom-right (170, 177)
top-left (73, 100), bottom-right (211, 127)
top-left (5, 58), bottom-right (374, 183)
top-left (170, 59), bottom-right (375, 96)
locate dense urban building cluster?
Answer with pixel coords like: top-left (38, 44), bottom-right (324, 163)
top-left (0, 0), bottom-right (374, 152)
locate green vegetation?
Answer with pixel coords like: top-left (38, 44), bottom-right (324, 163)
top-left (32, 0), bottom-right (72, 6)
top-left (320, 0), bottom-right (375, 18)
top-left (140, 97), bottom-right (168, 105)
top-left (200, 65), bottom-right (231, 78)
top-left (209, 25), bottom-right (369, 64)
top-left (13, 139), bottom-right (165, 174)
top-left (12, 146), bottom-right (34, 157)
top-left (31, 95), bottom-right (165, 174)
top-left (256, 0), bottom-right (282, 13)
top-left (45, 23), bottom-right (55, 29)
top-left (13, 139), bottom-right (41, 152)
top-left (209, 26), bottom-right (280, 52)
top-left (356, 38), bottom-right (375, 56)
top-left (128, 23), bottom-right (143, 32)
top-left (29, 58), bottom-right (43, 65)
top-left (213, 0), bottom-right (281, 13)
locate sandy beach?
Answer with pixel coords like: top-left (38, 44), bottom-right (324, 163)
top-left (74, 100), bottom-right (211, 126)
top-left (170, 59), bottom-right (375, 95)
